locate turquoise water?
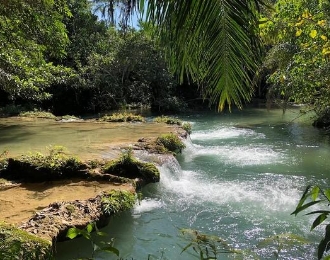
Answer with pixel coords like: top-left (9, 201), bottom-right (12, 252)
top-left (56, 107), bottom-right (330, 259)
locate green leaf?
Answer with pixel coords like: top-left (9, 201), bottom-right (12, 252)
top-left (80, 230), bottom-right (91, 240)
top-left (292, 185), bottom-right (312, 215)
top-left (311, 213), bottom-right (329, 230)
top-left (66, 227), bottom-right (81, 239)
top-left (318, 224), bottom-right (330, 260)
top-left (306, 210), bottom-right (330, 216)
top-left (311, 186), bottom-right (320, 201)
top-left (323, 189), bottom-right (330, 202)
top-left (100, 246), bottom-right (120, 256)
top-left (291, 200), bottom-right (323, 216)
top-left (96, 231), bottom-right (108, 237)
top-left (86, 223), bottom-right (93, 234)
top-left (309, 29), bottom-right (317, 39)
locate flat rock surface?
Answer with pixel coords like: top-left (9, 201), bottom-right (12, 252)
top-left (0, 179), bottom-right (134, 225)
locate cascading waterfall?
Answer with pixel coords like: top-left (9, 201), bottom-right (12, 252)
top-left (56, 109), bottom-right (328, 260)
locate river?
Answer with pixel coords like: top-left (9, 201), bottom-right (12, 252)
top-left (55, 107), bottom-right (329, 259)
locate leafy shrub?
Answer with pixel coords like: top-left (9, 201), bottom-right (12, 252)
top-left (99, 113), bottom-right (145, 122)
top-left (156, 133), bottom-right (185, 154)
top-left (103, 149), bottom-right (160, 182)
top-left (154, 116), bottom-right (182, 125)
top-left (101, 190), bottom-right (136, 215)
top-left (19, 109), bottom-right (57, 119)
top-left (182, 122), bottom-right (192, 134)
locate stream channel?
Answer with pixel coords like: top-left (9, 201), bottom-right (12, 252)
top-left (3, 107), bottom-right (330, 259)
top-left (56, 107), bottom-right (330, 259)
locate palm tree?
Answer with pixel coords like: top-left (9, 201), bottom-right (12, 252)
top-left (92, 0), bottom-right (264, 110)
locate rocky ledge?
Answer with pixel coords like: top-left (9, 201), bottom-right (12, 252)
top-left (0, 126), bottom-right (188, 259)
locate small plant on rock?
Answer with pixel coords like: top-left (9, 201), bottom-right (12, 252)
top-left (103, 149), bottom-right (160, 182)
top-left (101, 190), bottom-right (136, 215)
top-left (156, 133), bottom-right (185, 154)
top-left (154, 116), bottom-right (182, 125)
top-left (182, 122), bottom-right (192, 134)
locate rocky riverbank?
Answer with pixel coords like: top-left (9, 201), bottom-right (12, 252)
top-left (0, 117), bottom-right (188, 259)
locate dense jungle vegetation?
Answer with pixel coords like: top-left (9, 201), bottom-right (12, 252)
top-left (0, 0), bottom-right (329, 128)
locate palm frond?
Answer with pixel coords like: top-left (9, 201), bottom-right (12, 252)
top-left (91, 0), bottom-right (264, 110)
top-left (145, 0), bottom-right (263, 110)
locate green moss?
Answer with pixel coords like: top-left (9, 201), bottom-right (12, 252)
top-left (0, 146), bottom-right (88, 182)
top-left (99, 113), bottom-right (145, 122)
top-left (156, 133), bottom-right (186, 154)
top-left (103, 149), bottom-right (160, 183)
top-left (19, 110), bottom-right (57, 119)
top-left (101, 190), bottom-right (136, 215)
top-left (0, 222), bottom-right (52, 260)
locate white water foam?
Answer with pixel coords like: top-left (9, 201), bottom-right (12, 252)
top-left (133, 198), bottom-right (164, 214)
top-left (191, 126), bottom-right (265, 140)
top-left (159, 161), bottom-right (304, 213)
top-left (183, 138), bottom-right (285, 166)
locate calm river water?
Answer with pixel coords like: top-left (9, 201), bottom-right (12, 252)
top-left (55, 107), bottom-right (330, 259)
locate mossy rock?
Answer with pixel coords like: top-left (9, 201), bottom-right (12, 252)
top-left (156, 133), bottom-right (186, 154)
top-left (1, 158), bottom-right (87, 182)
top-left (0, 222), bottom-right (52, 260)
top-left (0, 148), bottom-right (88, 182)
top-left (103, 150), bottom-right (160, 183)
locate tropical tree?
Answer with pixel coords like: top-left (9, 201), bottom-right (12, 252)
top-left (93, 0), bottom-right (264, 111)
top-left (260, 0), bottom-right (330, 123)
top-left (0, 0), bottom-right (75, 102)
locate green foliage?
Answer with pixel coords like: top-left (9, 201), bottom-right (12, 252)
top-left (0, 222), bottom-right (52, 260)
top-left (260, 0), bottom-right (330, 119)
top-left (78, 27), bottom-right (179, 112)
top-left (103, 149), bottom-right (160, 182)
top-left (156, 133), bottom-right (185, 154)
top-left (19, 110), bottom-right (57, 119)
top-left (0, 0), bottom-right (76, 101)
top-left (182, 122), bottom-right (192, 135)
top-left (66, 222), bottom-right (119, 259)
top-left (99, 112), bottom-right (145, 122)
top-left (292, 185), bottom-right (330, 259)
top-left (0, 146), bottom-right (87, 182)
top-left (144, 0), bottom-right (263, 111)
top-left (154, 116), bottom-right (182, 125)
top-left (154, 116), bottom-right (192, 134)
top-left (101, 190), bottom-right (136, 215)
